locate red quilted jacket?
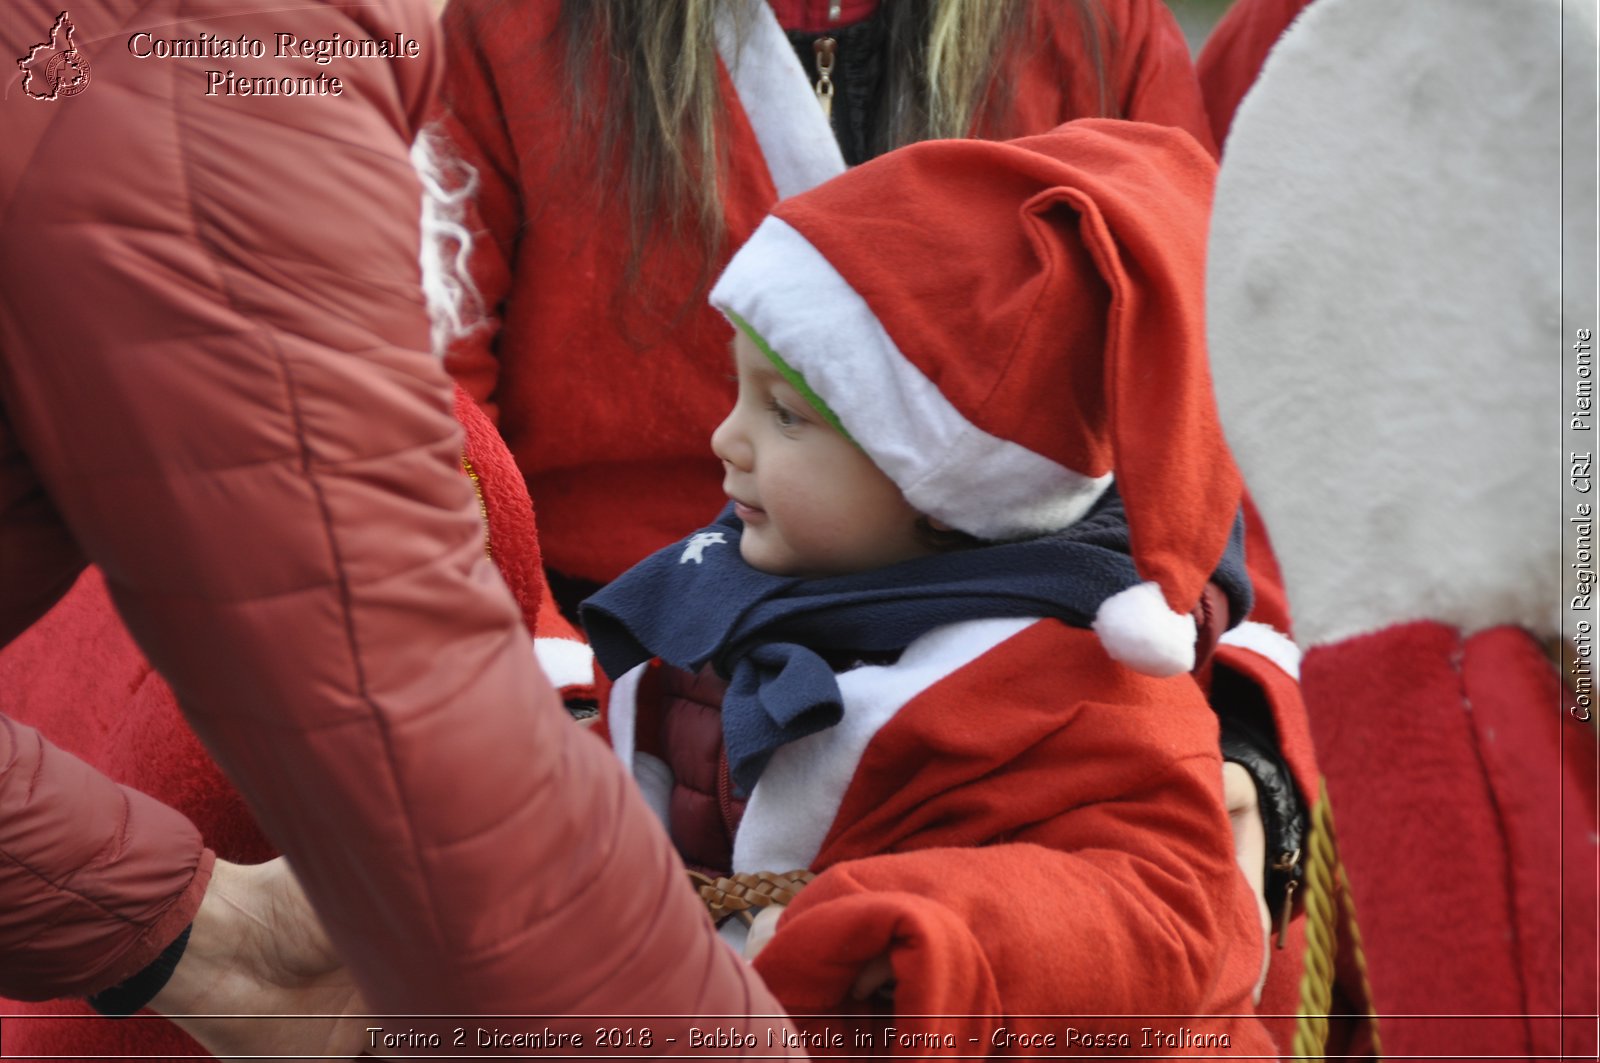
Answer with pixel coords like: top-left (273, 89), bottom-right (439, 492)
top-left (0, 0), bottom-right (791, 1039)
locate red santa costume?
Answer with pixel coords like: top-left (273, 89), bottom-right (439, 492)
top-left (1207, 0), bottom-right (1599, 1057)
top-left (592, 121), bottom-right (1279, 1054)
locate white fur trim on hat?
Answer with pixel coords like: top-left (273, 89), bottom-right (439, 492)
top-left (711, 217), bottom-right (1112, 540)
top-left (1092, 582), bottom-right (1196, 677)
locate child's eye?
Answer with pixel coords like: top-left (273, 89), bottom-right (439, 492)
top-left (766, 398), bottom-right (799, 429)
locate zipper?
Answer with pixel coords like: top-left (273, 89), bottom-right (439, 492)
top-left (1272, 848), bottom-right (1302, 949)
top-left (813, 35), bottom-right (836, 120)
top-left (717, 745), bottom-right (740, 842)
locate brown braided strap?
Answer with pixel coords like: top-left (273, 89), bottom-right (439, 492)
top-left (688, 869), bottom-right (815, 926)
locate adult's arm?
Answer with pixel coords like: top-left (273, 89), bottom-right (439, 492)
top-left (0, 716), bottom-right (212, 1001)
top-left (0, 0), bottom-right (790, 1034)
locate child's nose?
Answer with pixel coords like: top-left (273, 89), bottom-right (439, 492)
top-left (710, 412), bottom-right (752, 470)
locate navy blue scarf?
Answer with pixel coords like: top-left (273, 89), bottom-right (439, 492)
top-left (581, 487), bottom-right (1249, 794)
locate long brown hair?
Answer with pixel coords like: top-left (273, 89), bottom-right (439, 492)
top-left (558, 0), bottom-right (1111, 289)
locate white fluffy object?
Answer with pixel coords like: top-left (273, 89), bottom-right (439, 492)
top-left (1208, 0), bottom-right (1586, 648)
top-left (412, 127), bottom-right (488, 357)
top-left (1091, 582), bottom-right (1196, 678)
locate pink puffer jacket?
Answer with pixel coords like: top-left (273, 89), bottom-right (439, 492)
top-left (0, 0), bottom-right (791, 1038)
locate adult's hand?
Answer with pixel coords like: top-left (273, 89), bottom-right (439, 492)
top-left (151, 858), bottom-right (368, 1062)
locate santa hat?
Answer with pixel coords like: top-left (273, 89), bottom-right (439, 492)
top-left (709, 119), bottom-right (1242, 677)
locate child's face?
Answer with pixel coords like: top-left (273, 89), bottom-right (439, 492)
top-left (711, 333), bottom-right (933, 578)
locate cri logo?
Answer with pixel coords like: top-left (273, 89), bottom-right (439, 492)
top-left (18, 11), bottom-right (92, 101)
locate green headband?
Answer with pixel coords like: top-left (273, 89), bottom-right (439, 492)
top-left (726, 310), bottom-right (855, 445)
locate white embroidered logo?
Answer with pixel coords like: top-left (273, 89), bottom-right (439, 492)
top-left (679, 531), bottom-right (727, 565)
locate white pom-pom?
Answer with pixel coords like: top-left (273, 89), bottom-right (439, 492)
top-left (1092, 582), bottom-right (1196, 677)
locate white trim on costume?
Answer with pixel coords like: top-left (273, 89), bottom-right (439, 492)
top-left (606, 661), bottom-right (649, 771)
top-left (732, 617), bottom-right (1038, 873)
top-left (714, 0), bottom-right (846, 199)
top-left (533, 637), bottom-right (595, 691)
top-left (632, 752), bottom-right (675, 829)
top-left (1218, 621), bottom-right (1303, 680)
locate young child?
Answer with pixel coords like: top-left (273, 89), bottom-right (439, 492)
top-left (582, 119), bottom-right (1273, 1052)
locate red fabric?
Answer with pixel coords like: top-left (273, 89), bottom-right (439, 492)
top-left (1195, 0), bottom-right (1315, 150)
top-left (1301, 622), bottom-right (1598, 1059)
top-left (751, 621), bottom-right (1275, 1053)
top-left (0, 709), bottom-right (214, 1002)
top-left (1, 0), bottom-right (791, 1044)
top-left (767, 0), bottom-right (879, 34)
top-left (453, 383), bottom-right (544, 635)
top-left (607, 622), bottom-right (1278, 1048)
top-left (1460, 627), bottom-right (1598, 1060)
top-left (1239, 491), bottom-right (1293, 634)
top-left (656, 584), bottom-right (1277, 882)
top-left (0, 572), bottom-right (235, 1056)
top-left (438, 0), bottom-right (1216, 586)
top-left (1212, 640), bottom-right (1317, 811)
top-left (534, 586), bottom-right (584, 645)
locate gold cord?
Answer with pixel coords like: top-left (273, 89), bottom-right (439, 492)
top-left (460, 453), bottom-right (492, 560)
top-left (1293, 778), bottom-right (1381, 1060)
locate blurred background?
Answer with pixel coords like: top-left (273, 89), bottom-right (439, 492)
top-left (1165, 0), bottom-right (1235, 52)
top-left (423, 3), bottom-right (1243, 57)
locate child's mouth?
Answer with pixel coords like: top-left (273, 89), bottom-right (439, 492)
top-left (732, 500), bottom-right (765, 523)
